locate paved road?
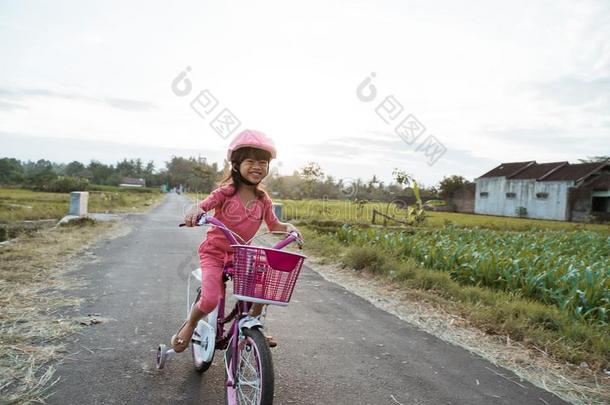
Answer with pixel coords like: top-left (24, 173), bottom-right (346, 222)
top-left (50, 194), bottom-right (567, 405)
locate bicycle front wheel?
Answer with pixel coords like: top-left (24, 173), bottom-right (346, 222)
top-left (225, 328), bottom-right (274, 405)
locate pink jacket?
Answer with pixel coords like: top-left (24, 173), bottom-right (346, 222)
top-left (198, 185), bottom-right (280, 258)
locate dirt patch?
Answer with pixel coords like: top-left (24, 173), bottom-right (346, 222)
top-left (306, 256), bottom-right (610, 405)
top-left (0, 220), bottom-right (130, 404)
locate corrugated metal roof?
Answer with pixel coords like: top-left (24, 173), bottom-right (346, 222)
top-left (540, 163), bottom-right (609, 182)
top-left (509, 161), bottom-right (568, 179)
top-left (478, 161), bottom-right (535, 178)
top-left (582, 172), bottom-right (610, 189)
top-left (478, 161), bottom-right (609, 184)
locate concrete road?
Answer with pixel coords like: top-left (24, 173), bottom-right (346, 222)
top-left (49, 194), bottom-right (567, 405)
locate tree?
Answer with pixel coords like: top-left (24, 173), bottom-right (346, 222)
top-left (0, 158), bottom-right (24, 184)
top-left (116, 158), bottom-right (144, 177)
top-left (164, 156), bottom-right (219, 192)
top-left (299, 162), bottom-right (324, 183)
top-left (299, 162), bottom-right (324, 198)
top-left (23, 159), bottom-right (57, 189)
top-left (65, 161), bottom-right (86, 177)
top-left (87, 160), bottom-right (116, 185)
top-left (437, 175), bottom-right (470, 200)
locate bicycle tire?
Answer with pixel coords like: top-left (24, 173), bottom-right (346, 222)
top-left (225, 328), bottom-right (274, 405)
top-left (191, 290), bottom-right (215, 373)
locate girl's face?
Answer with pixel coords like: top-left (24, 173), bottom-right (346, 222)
top-left (239, 157), bottom-right (269, 184)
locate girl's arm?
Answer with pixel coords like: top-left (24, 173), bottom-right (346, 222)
top-left (262, 196), bottom-right (300, 235)
top-left (270, 221), bottom-right (299, 234)
top-left (184, 189), bottom-right (226, 227)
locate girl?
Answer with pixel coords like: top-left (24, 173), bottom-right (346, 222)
top-left (172, 129), bottom-right (299, 352)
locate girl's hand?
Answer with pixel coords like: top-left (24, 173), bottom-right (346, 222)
top-left (286, 223), bottom-right (303, 240)
top-left (184, 205), bottom-right (204, 227)
top-left (285, 223), bottom-right (305, 248)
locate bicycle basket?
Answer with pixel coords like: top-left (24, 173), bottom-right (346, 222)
top-left (231, 245), bottom-right (306, 306)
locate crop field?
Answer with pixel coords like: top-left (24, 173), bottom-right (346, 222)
top-left (275, 198), bottom-right (610, 324)
top-left (277, 198), bottom-right (610, 234)
top-left (335, 225), bottom-right (610, 325)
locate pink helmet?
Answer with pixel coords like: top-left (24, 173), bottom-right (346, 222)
top-left (227, 129), bottom-right (277, 161)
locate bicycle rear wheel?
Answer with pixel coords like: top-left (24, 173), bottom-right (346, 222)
top-left (225, 328), bottom-right (274, 405)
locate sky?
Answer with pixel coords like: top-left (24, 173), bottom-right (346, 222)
top-left (1, 0), bottom-right (609, 187)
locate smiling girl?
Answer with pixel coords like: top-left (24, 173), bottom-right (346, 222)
top-left (172, 129), bottom-right (299, 352)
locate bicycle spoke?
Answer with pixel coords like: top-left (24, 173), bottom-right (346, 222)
top-left (237, 384), bottom-right (258, 405)
top-left (235, 339), bottom-right (262, 404)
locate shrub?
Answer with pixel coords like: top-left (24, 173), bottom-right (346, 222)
top-left (391, 260), bottom-right (417, 281)
top-left (342, 246), bottom-right (386, 274)
top-left (33, 176), bottom-right (90, 193)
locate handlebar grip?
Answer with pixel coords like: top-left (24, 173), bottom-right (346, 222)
top-left (179, 213), bottom-right (207, 228)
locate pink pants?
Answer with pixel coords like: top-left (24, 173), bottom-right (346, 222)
top-left (196, 247), bottom-right (231, 314)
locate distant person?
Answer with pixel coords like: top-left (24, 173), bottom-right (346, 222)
top-left (172, 129), bottom-right (300, 351)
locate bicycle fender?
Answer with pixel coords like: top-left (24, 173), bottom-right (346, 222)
top-left (239, 316), bottom-right (263, 331)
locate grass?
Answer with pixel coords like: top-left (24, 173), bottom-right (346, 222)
top-left (276, 198), bottom-right (610, 234)
top-left (0, 219), bottom-right (120, 404)
top-left (299, 226), bottom-right (610, 373)
top-left (0, 187), bottom-right (163, 235)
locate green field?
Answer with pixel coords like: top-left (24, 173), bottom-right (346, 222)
top-left (0, 187), bottom-right (163, 223)
top-left (337, 225), bottom-right (610, 323)
top-left (277, 198), bottom-right (610, 233)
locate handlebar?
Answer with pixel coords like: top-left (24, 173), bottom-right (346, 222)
top-left (179, 213), bottom-right (303, 250)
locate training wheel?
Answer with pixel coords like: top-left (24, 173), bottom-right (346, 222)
top-left (156, 344), bottom-right (168, 369)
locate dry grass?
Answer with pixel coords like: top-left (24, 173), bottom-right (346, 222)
top-left (0, 220), bottom-right (121, 404)
top-left (0, 188), bottom-right (163, 223)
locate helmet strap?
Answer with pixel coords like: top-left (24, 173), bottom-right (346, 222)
top-left (233, 162), bottom-right (261, 186)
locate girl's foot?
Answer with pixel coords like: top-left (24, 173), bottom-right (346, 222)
top-left (266, 335), bottom-right (278, 348)
top-left (171, 320), bottom-right (195, 353)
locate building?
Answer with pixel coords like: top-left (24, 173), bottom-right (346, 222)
top-left (474, 161), bottom-right (610, 222)
top-left (119, 177), bottom-right (146, 188)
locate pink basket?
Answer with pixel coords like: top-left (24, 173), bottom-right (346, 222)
top-left (231, 245), bottom-right (306, 305)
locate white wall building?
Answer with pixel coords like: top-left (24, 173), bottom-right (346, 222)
top-left (474, 161), bottom-right (610, 221)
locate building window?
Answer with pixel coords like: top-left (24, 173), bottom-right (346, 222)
top-left (479, 192), bottom-right (489, 198)
top-left (506, 192), bottom-right (516, 199)
top-left (536, 192), bottom-right (549, 200)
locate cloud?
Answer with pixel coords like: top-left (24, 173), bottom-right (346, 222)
top-left (0, 87), bottom-right (158, 112)
top-left (481, 126), bottom-right (609, 165)
top-left (294, 131), bottom-right (499, 183)
top-left (0, 99), bottom-right (27, 110)
top-left (534, 76), bottom-right (610, 106)
top-left (298, 133), bottom-right (413, 160)
top-left (486, 127), bottom-right (580, 143)
top-left (105, 97), bottom-right (157, 111)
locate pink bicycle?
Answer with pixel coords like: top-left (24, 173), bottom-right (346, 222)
top-left (156, 213), bottom-right (305, 405)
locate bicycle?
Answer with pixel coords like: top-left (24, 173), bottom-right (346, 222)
top-left (155, 213), bottom-right (305, 405)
